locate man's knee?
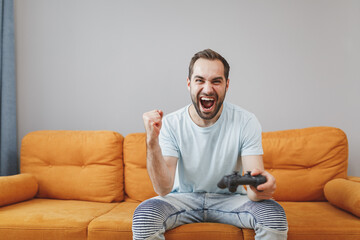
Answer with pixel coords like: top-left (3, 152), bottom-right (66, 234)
top-left (240, 200), bottom-right (288, 231)
top-left (132, 198), bottom-right (177, 240)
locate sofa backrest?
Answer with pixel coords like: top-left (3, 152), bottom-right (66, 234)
top-left (123, 133), bottom-right (156, 201)
top-left (124, 127), bottom-right (348, 202)
top-left (262, 127), bottom-right (348, 201)
top-left (21, 130), bottom-right (124, 203)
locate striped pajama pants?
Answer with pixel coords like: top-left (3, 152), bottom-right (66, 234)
top-left (132, 192), bottom-right (288, 240)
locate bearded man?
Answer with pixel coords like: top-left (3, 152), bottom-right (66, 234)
top-left (132, 49), bottom-right (288, 240)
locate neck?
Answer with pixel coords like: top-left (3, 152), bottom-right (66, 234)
top-left (188, 104), bottom-right (224, 127)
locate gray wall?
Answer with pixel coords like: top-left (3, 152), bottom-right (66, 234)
top-left (15, 0), bottom-right (360, 176)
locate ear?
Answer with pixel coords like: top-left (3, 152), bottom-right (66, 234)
top-left (226, 79), bottom-right (230, 91)
top-left (187, 77), bottom-right (191, 91)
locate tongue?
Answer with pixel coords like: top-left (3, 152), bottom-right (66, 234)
top-left (202, 100), bottom-right (214, 109)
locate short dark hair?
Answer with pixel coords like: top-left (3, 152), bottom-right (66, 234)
top-left (188, 49), bottom-right (230, 80)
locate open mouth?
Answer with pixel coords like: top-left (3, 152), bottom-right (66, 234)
top-left (200, 97), bottom-right (215, 111)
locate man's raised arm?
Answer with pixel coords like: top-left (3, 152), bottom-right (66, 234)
top-left (143, 110), bottom-right (178, 196)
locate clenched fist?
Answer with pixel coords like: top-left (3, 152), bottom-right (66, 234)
top-left (143, 110), bottom-right (163, 142)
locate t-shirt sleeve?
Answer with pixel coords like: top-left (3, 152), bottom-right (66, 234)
top-left (159, 117), bottom-right (180, 158)
top-left (241, 114), bottom-right (264, 156)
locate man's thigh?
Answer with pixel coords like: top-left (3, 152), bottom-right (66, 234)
top-left (133, 192), bottom-right (206, 237)
top-left (155, 192), bottom-right (206, 227)
top-left (204, 193), bottom-right (251, 226)
top-left (205, 193), bottom-right (287, 231)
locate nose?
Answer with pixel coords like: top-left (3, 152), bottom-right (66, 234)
top-left (202, 82), bottom-right (214, 95)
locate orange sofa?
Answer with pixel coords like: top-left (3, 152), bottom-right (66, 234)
top-left (0, 127), bottom-right (359, 240)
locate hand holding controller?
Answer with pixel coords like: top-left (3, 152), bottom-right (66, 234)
top-left (217, 171), bottom-right (267, 193)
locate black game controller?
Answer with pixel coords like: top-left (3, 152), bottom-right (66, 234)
top-left (217, 171), bottom-right (267, 193)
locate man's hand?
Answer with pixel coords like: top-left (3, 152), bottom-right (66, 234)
top-left (143, 110), bottom-right (163, 142)
top-left (249, 168), bottom-right (276, 200)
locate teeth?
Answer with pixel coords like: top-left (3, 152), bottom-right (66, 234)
top-left (201, 97), bottom-right (214, 101)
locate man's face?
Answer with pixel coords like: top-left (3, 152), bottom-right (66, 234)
top-left (187, 58), bottom-right (229, 120)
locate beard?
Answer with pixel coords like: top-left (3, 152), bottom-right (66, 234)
top-left (190, 91), bottom-right (226, 120)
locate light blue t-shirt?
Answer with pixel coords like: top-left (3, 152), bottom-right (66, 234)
top-left (159, 101), bottom-right (263, 194)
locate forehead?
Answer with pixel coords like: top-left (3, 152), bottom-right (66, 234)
top-left (192, 58), bottom-right (225, 79)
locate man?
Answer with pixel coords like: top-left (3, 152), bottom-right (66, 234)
top-left (133, 49), bottom-right (288, 239)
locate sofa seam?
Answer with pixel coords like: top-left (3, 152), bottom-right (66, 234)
top-left (0, 226), bottom-right (87, 230)
top-left (86, 203), bottom-right (121, 229)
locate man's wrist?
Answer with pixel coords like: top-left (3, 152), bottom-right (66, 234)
top-left (146, 136), bottom-right (159, 147)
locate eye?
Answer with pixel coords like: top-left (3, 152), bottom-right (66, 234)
top-left (212, 80), bottom-right (222, 84)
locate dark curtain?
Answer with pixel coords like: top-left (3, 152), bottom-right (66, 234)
top-left (0, 0), bottom-right (17, 176)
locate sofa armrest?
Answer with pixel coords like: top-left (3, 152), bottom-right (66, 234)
top-left (348, 176), bottom-right (360, 183)
top-left (324, 178), bottom-right (360, 217)
top-left (0, 173), bottom-right (38, 207)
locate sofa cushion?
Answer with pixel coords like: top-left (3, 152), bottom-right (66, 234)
top-left (21, 130), bottom-right (124, 202)
top-left (0, 174), bottom-right (38, 207)
top-left (123, 133), bottom-right (157, 201)
top-left (88, 201), bottom-right (137, 240)
top-left (242, 201), bottom-right (360, 240)
top-left (0, 198), bottom-right (117, 240)
top-left (90, 201), bottom-right (360, 240)
top-left (165, 223), bottom-right (243, 240)
top-left (88, 202), bottom-right (243, 240)
top-left (262, 127), bottom-right (348, 201)
top-left (279, 201), bottom-right (360, 240)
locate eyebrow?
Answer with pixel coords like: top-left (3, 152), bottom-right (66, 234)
top-left (193, 75), bottom-right (205, 79)
top-left (212, 77), bottom-right (224, 81)
top-left (193, 75), bottom-right (224, 81)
